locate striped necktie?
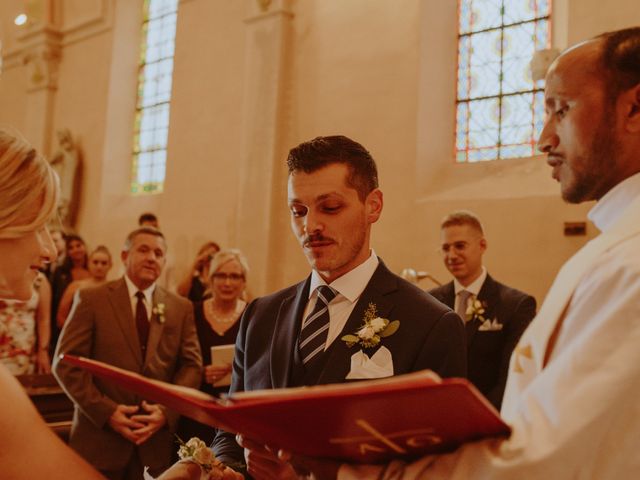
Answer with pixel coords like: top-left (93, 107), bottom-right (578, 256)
top-left (299, 285), bottom-right (337, 366)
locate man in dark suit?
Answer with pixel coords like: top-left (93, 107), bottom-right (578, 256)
top-left (429, 211), bottom-right (536, 409)
top-left (53, 227), bottom-right (202, 479)
top-left (180, 135), bottom-right (464, 480)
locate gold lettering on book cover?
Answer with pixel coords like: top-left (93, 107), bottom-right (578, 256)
top-left (513, 343), bottom-right (533, 373)
top-left (329, 419), bottom-right (443, 456)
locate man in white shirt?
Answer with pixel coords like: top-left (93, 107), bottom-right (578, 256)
top-left (430, 211), bottom-right (536, 409)
top-left (272, 26), bottom-right (640, 480)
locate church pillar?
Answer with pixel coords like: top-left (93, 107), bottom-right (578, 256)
top-left (17, 0), bottom-right (62, 157)
top-left (235, 0), bottom-right (295, 295)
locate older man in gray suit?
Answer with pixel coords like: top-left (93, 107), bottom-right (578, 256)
top-left (54, 227), bottom-right (202, 480)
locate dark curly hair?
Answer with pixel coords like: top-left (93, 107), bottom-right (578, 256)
top-left (286, 135), bottom-right (379, 201)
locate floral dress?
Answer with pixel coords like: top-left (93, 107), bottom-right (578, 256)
top-left (0, 274), bottom-right (42, 375)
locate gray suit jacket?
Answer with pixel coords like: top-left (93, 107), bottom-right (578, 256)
top-left (53, 277), bottom-right (202, 473)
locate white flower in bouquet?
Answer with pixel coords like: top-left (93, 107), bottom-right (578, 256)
top-left (342, 303), bottom-right (400, 349)
top-left (370, 317), bottom-right (388, 332)
top-left (357, 324), bottom-right (376, 340)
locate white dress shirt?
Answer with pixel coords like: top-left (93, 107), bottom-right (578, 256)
top-left (304, 250), bottom-right (379, 349)
top-left (340, 172), bottom-right (640, 479)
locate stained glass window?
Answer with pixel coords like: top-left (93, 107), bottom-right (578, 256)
top-left (131, 0), bottom-right (179, 194)
top-left (456, 0), bottom-right (551, 162)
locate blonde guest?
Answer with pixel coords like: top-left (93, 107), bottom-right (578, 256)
top-left (177, 249), bottom-right (249, 444)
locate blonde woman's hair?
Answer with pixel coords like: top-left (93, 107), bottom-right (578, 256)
top-left (209, 249), bottom-right (249, 280)
top-left (0, 129), bottom-right (59, 239)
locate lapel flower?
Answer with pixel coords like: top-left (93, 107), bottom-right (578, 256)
top-left (152, 303), bottom-right (166, 324)
top-left (465, 298), bottom-right (487, 323)
top-left (176, 436), bottom-right (222, 473)
top-left (342, 302), bottom-right (400, 349)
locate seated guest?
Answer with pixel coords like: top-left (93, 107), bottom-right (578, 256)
top-left (56, 245), bottom-right (113, 328)
top-left (178, 249), bottom-right (249, 444)
top-left (429, 210), bottom-right (536, 409)
top-left (0, 271), bottom-right (52, 375)
top-left (176, 241), bottom-right (221, 302)
top-left (0, 127), bottom-right (105, 479)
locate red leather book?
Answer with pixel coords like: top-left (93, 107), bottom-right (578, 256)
top-left (60, 354), bottom-right (510, 464)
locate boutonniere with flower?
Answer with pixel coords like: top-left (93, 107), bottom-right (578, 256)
top-left (466, 298), bottom-right (487, 323)
top-left (341, 303), bottom-right (400, 349)
top-left (152, 303), bottom-right (166, 324)
top-left (176, 436), bottom-right (222, 475)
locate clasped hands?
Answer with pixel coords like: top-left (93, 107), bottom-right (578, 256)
top-left (108, 400), bottom-right (166, 445)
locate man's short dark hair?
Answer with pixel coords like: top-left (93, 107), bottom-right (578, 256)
top-left (597, 27), bottom-right (640, 102)
top-left (138, 212), bottom-right (158, 226)
top-left (441, 210), bottom-right (484, 235)
top-left (286, 135), bottom-right (379, 201)
top-left (123, 226), bottom-right (165, 252)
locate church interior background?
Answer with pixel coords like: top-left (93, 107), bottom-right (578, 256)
top-left (1, 0), bottom-right (638, 303)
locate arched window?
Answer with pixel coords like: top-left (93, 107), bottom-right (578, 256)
top-left (131, 0), bottom-right (179, 194)
top-left (456, 0), bottom-right (551, 162)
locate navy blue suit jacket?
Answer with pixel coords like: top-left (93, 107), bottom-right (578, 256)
top-left (429, 274), bottom-right (536, 409)
top-left (213, 260), bottom-right (466, 466)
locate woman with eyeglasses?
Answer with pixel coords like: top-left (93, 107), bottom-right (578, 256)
top-left (177, 249), bottom-right (249, 444)
top-left (0, 129), bottom-right (105, 479)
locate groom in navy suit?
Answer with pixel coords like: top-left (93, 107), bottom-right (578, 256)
top-left (429, 211), bottom-right (536, 409)
top-left (206, 136), bottom-right (467, 478)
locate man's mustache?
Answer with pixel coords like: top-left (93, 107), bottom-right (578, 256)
top-left (303, 234), bottom-right (334, 246)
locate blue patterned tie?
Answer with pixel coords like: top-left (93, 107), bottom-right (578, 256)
top-left (299, 285), bottom-right (337, 365)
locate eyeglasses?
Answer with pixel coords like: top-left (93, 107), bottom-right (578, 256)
top-left (212, 273), bottom-right (244, 282)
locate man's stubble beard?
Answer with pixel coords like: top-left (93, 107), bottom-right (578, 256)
top-left (564, 113), bottom-right (619, 204)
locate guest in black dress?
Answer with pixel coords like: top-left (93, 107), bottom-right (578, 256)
top-left (175, 241), bottom-right (220, 302)
top-left (49, 234), bottom-right (89, 354)
top-left (178, 248), bottom-right (249, 443)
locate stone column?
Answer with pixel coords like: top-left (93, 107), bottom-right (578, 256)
top-left (12, 1), bottom-right (62, 156)
top-left (234, 0), bottom-right (295, 295)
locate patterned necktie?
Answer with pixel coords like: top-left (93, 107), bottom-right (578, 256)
top-left (299, 285), bottom-right (337, 365)
top-left (135, 291), bottom-right (150, 354)
top-left (456, 290), bottom-right (472, 322)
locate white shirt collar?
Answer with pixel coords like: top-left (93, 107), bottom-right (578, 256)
top-left (453, 266), bottom-right (487, 297)
top-left (124, 275), bottom-right (156, 305)
top-left (308, 250), bottom-right (379, 303)
top-left (588, 171), bottom-right (640, 233)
